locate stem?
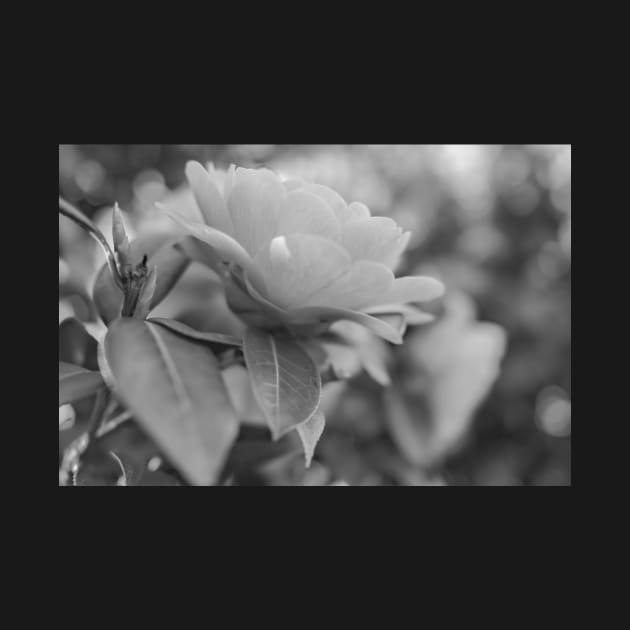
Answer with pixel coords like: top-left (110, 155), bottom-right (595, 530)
top-left (59, 197), bottom-right (124, 289)
top-left (96, 410), bottom-right (133, 438)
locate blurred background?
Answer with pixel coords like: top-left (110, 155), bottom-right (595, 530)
top-left (59, 145), bottom-right (571, 486)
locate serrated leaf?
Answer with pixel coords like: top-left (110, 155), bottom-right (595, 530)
top-left (296, 410), bottom-right (325, 468)
top-left (243, 327), bottom-right (321, 439)
top-left (59, 362), bottom-right (105, 406)
top-left (104, 318), bottom-right (239, 485)
top-left (148, 317), bottom-right (242, 349)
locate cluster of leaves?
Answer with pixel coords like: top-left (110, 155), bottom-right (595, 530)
top-left (60, 144), bottom-right (570, 486)
top-left (60, 204), bottom-right (344, 485)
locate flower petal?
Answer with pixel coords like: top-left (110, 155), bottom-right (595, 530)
top-left (365, 303), bottom-right (435, 325)
top-left (185, 161), bottom-right (234, 235)
top-left (227, 167), bottom-right (286, 256)
top-left (297, 183), bottom-right (347, 214)
top-left (341, 217), bottom-right (409, 268)
top-left (343, 201), bottom-right (372, 223)
top-left (254, 234), bottom-right (351, 309)
top-left (239, 273), bottom-right (405, 345)
top-left (157, 187), bottom-right (204, 223)
top-left (161, 207), bottom-right (265, 289)
top-left (283, 179), bottom-right (305, 191)
top-left (302, 261), bottom-right (394, 311)
top-left (294, 183), bottom-right (371, 224)
top-left (288, 306), bottom-right (404, 344)
top-left (374, 276), bottom-right (445, 305)
top-left (205, 162), bottom-right (236, 198)
top-left (276, 191), bottom-right (341, 242)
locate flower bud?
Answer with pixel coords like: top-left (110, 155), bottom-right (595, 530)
top-left (112, 203), bottom-right (132, 269)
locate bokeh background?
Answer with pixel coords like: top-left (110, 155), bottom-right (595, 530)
top-left (59, 145), bottom-right (571, 486)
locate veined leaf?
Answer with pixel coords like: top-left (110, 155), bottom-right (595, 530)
top-left (148, 317), bottom-right (242, 349)
top-left (296, 410), bottom-right (326, 468)
top-left (104, 318), bottom-right (239, 485)
top-left (243, 328), bottom-right (321, 440)
top-left (59, 362), bottom-right (105, 406)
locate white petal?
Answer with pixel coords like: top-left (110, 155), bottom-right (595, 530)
top-left (298, 183), bottom-right (348, 216)
top-left (365, 303), bottom-right (435, 325)
top-left (373, 276), bottom-right (445, 305)
top-left (286, 305), bottom-right (404, 344)
top-left (254, 234), bottom-right (351, 309)
top-left (224, 164), bottom-right (236, 198)
top-left (283, 179), bottom-right (305, 191)
top-left (185, 161), bottom-right (234, 235)
top-left (157, 187), bottom-right (204, 223)
top-left (341, 217), bottom-right (409, 268)
top-left (161, 208), bottom-right (265, 288)
top-left (342, 201), bottom-right (371, 223)
top-left (227, 167), bottom-right (286, 256)
top-left (303, 261), bottom-right (394, 311)
top-left (276, 191), bottom-right (341, 242)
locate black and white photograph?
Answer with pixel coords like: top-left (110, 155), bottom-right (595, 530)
top-left (59, 144), bottom-right (571, 486)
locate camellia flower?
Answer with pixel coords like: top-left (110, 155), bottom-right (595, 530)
top-left (158, 162), bottom-right (444, 343)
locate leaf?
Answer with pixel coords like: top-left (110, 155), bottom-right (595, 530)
top-left (148, 317), bottom-right (242, 349)
top-left (104, 318), bottom-right (239, 485)
top-left (220, 438), bottom-right (299, 481)
top-left (296, 410), bottom-right (326, 468)
top-left (243, 327), bottom-right (321, 440)
top-left (59, 362), bottom-right (105, 406)
top-left (93, 236), bottom-right (190, 325)
top-left (59, 318), bottom-right (99, 370)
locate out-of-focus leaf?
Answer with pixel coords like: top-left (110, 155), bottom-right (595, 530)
top-left (74, 445), bottom-right (121, 486)
top-left (138, 470), bottom-right (181, 485)
top-left (221, 437), bottom-right (299, 480)
top-left (325, 320), bottom-right (392, 386)
top-left (149, 317), bottom-right (241, 349)
top-left (243, 327), bottom-right (321, 439)
top-left (296, 410), bottom-right (326, 468)
top-left (387, 293), bottom-right (507, 467)
top-left (92, 264), bottom-right (123, 324)
top-left (94, 421), bottom-right (162, 480)
top-left (93, 235), bottom-right (190, 325)
top-left (104, 318), bottom-right (239, 485)
top-left (59, 318), bottom-right (99, 370)
top-left (59, 362), bottom-right (105, 406)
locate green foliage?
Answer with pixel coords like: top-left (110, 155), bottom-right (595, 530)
top-left (103, 318), bottom-right (239, 485)
top-left (59, 144), bottom-right (571, 486)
